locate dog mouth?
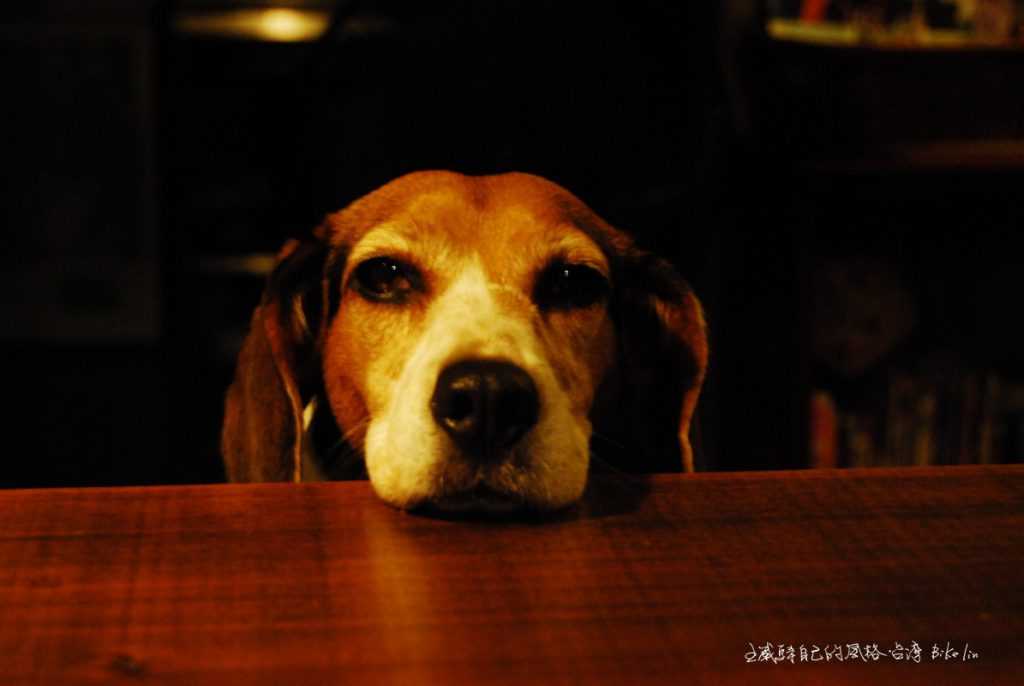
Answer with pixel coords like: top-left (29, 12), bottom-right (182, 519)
top-left (423, 484), bottom-right (526, 513)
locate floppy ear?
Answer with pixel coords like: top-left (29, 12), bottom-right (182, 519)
top-left (221, 235), bottom-right (331, 482)
top-left (593, 249), bottom-right (709, 473)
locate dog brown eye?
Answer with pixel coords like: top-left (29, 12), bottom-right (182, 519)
top-left (534, 261), bottom-right (609, 310)
top-left (352, 257), bottom-right (421, 303)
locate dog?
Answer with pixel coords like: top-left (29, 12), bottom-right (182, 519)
top-left (222, 171), bottom-right (707, 512)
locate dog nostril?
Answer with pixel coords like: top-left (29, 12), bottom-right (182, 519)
top-left (448, 391), bottom-right (475, 423)
top-left (431, 359), bottom-right (540, 462)
top-left (496, 389), bottom-right (537, 443)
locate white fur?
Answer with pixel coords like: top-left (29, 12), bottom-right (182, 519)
top-left (300, 400), bottom-right (325, 482)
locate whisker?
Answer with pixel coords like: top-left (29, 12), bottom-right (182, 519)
top-left (339, 417), bottom-right (371, 445)
top-left (587, 435), bottom-right (650, 488)
top-left (589, 429), bottom-right (629, 454)
top-left (321, 417), bottom-right (371, 478)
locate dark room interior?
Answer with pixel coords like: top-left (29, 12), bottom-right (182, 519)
top-left (4, 0), bottom-right (1023, 485)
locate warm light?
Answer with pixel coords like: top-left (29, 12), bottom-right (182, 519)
top-left (258, 9), bottom-right (325, 42)
top-left (174, 8), bottom-right (331, 43)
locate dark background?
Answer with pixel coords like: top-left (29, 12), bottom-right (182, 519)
top-left (4, 0), bottom-right (1023, 487)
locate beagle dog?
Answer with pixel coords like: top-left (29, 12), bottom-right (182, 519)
top-left (222, 171), bottom-right (707, 512)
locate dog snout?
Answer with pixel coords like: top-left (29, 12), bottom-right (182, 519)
top-left (430, 359), bottom-right (540, 462)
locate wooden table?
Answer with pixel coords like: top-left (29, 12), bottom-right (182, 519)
top-left (3, 466), bottom-right (1022, 685)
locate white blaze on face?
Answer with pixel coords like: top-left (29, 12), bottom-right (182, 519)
top-left (363, 258), bottom-right (590, 510)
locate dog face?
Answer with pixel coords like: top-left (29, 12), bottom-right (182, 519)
top-left (222, 171), bottom-right (707, 512)
top-left (325, 174), bottom-right (617, 510)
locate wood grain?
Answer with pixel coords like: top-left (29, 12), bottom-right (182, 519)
top-left (2, 466), bottom-right (1023, 685)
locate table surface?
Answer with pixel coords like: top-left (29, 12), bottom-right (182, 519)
top-left (3, 465), bottom-right (1023, 685)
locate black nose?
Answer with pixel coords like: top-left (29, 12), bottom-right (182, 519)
top-left (430, 359), bottom-right (540, 462)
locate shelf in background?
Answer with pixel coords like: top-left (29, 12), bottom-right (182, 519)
top-left (767, 17), bottom-right (1024, 52)
top-left (797, 139), bottom-right (1024, 173)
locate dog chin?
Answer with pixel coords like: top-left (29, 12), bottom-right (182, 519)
top-left (422, 484), bottom-right (528, 514)
top-left (363, 419), bottom-right (589, 513)
top-left (365, 458), bottom-right (589, 514)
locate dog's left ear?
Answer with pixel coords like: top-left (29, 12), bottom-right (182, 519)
top-left (593, 248), bottom-right (709, 473)
top-left (221, 233), bottom-right (332, 482)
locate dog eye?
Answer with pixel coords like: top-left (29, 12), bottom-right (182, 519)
top-left (351, 257), bottom-right (421, 303)
top-left (534, 261), bottom-right (609, 310)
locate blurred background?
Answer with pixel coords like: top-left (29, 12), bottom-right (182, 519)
top-left (3, 0), bottom-right (1023, 488)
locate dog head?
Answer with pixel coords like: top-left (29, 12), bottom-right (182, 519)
top-left (222, 171), bottom-right (707, 512)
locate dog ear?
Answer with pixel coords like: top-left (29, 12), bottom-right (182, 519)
top-left (221, 235), bottom-right (332, 482)
top-left (592, 248), bottom-right (708, 473)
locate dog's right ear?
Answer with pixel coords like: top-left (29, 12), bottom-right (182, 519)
top-left (221, 231), bottom-right (336, 482)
